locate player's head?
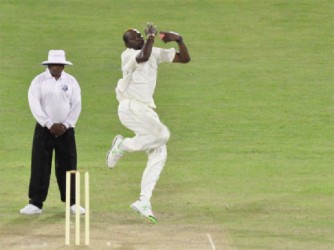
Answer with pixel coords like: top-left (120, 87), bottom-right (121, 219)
top-left (47, 64), bottom-right (65, 78)
top-left (123, 29), bottom-right (144, 50)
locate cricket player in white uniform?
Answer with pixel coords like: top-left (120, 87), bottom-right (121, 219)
top-left (106, 23), bottom-right (190, 223)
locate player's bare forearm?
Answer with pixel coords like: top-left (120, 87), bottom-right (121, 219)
top-left (136, 22), bottom-right (157, 63)
top-left (136, 36), bottom-right (155, 63)
top-left (159, 31), bottom-right (190, 63)
top-left (174, 40), bottom-right (191, 63)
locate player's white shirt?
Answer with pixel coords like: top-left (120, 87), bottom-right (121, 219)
top-left (28, 68), bottom-right (82, 129)
top-left (116, 47), bottom-right (175, 108)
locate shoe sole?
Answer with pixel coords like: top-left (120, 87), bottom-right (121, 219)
top-left (130, 205), bottom-right (157, 224)
top-left (106, 135), bottom-right (123, 168)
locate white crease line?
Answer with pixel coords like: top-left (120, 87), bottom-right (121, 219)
top-left (207, 233), bottom-right (216, 250)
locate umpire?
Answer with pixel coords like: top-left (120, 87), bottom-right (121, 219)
top-left (20, 50), bottom-right (84, 215)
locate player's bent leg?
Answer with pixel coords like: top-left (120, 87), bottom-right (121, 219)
top-left (121, 124), bottom-right (170, 152)
top-left (118, 99), bottom-right (170, 152)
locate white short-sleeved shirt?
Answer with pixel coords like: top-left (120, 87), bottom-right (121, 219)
top-left (116, 47), bottom-right (175, 108)
top-left (28, 69), bottom-right (82, 129)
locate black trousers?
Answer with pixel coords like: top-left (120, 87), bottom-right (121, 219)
top-left (28, 123), bottom-right (77, 209)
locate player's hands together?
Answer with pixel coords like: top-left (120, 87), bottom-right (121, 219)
top-left (50, 123), bottom-right (66, 137)
top-left (144, 23), bottom-right (183, 44)
top-left (159, 31), bottom-right (183, 43)
top-left (144, 22), bottom-right (157, 38)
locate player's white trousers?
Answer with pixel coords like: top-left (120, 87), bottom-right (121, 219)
top-left (118, 99), bottom-right (170, 201)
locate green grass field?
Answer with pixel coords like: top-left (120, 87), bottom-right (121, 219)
top-left (0, 0), bottom-right (333, 249)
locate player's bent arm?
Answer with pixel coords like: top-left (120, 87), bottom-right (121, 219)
top-left (136, 36), bottom-right (155, 63)
top-left (173, 39), bottom-right (191, 63)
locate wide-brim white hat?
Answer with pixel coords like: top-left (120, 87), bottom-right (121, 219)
top-left (41, 50), bottom-right (73, 65)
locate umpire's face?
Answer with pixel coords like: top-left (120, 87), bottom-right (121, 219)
top-left (48, 64), bottom-right (65, 79)
top-left (125, 29), bottom-right (144, 50)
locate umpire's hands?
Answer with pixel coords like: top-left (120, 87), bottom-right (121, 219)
top-left (144, 22), bottom-right (158, 37)
top-left (159, 31), bottom-right (183, 43)
top-left (50, 123), bottom-right (66, 137)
